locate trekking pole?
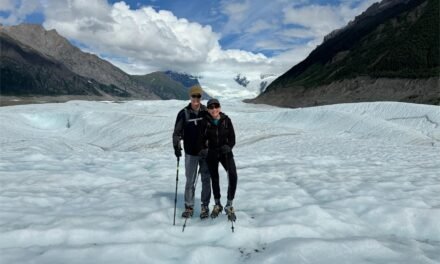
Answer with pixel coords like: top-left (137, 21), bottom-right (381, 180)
top-left (182, 166), bottom-right (201, 232)
top-left (182, 215), bottom-right (188, 232)
top-left (225, 153), bottom-right (235, 233)
top-left (173, 157), bottom-right (180, 226)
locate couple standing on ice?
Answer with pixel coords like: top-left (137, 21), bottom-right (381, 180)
top-left (173, 85), bottom-right (238, 221)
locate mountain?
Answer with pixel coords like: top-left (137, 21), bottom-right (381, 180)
top-left (0, 24), bottom-right (159, 100)
top-left (0, 24), bottom-right (205, 103)
top-left (258, 74), bottom-right (278, 93)
top-left (132, 72), bottom-right (189, 100)
top-left (234, 74), bottom-right (250, 88)
top-left (247, 0), bottom-right (440, 107)
top-left (163, 71), bottom-right (212, 99)
top-left (163, 71), bottom-right (200, 89)
top-left (0, 31), bottom-right (132, 98)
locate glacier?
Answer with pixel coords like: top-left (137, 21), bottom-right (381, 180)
top-left (0, 100), bottom-right (439, 264)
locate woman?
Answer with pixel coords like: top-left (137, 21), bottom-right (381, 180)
top-left (200, 98), bottom-right (237, 221)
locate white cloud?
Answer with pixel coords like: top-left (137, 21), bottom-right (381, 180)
top-left (341, 0), bottom-right (380, 21)
top-left (218, 0), bottom-right (252, 34)
top-left (282, 0), bottom-right (379, 43)
top-left (2, 0), bottom-right (379, 99)
top-left (43, 1), bottom-right (268, 66)
top-left (254, 39), bottom-right (291, 51)
top-left (220, 0), bottom-right (250, 22)
top-left (278, 28), bottom-right (318, 39)
top-left (272, 39), bottom-right (322, 68)
top-left (245, 19), bottom-right (272, 34)
top-left (40, 0), bottom-right (274, 99)
top-left (216, 0), bottom-right (376, 56)
top-left (283, 5), bottom-right (345, 39)
top-left (0, 0), bottom-right (41, 24)
top-left (0, 0), bottom-right (14, 11)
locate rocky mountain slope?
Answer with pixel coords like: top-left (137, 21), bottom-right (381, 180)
top-left (247, 0), bottom-right (439, 107)
top-left (0, 31), bottom-right (129, 97)
top-left (0, 24), bottom-right (202, 103)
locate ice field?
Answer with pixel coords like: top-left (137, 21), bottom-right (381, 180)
top-left (0, 100), bottom-right (439, 263)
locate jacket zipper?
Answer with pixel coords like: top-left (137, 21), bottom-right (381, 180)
top-left (216, 124), bottom-right (219, 147)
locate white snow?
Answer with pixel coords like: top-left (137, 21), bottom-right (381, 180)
top-left (0, 100), bottom-right (439, 264)
top-left (201, 74), bottom-right (278, 100)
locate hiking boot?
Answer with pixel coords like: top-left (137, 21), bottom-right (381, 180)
top-left (181, 206), bottom-right (194, 218)
top-left (200, 205), bottom-right (209, 219)
top-left (210, 204), bottom-right (223, 219)
top-left (225, 205), bottom-right (236, 222)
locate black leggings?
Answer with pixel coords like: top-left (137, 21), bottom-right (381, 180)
top-left (207, 152), bottom-right (237, 201)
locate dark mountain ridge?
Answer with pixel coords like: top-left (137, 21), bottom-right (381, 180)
top-left (0, 24), bottom-right (205, 104)
top-left (247, 0), bottom-right (439, 107)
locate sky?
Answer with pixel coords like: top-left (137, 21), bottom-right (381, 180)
top-left (0, 0), bottom-right (378, 98)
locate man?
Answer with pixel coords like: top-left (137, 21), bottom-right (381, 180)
top-left (172, 85), bottom-right (211, 219)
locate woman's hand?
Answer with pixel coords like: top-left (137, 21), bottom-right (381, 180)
top-left (199, 148), bottom-right (208, 158)
top-left (220, 145), bottom-right (231, 154)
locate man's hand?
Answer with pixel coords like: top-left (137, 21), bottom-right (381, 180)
top-left (174, 146), bottom-right (182, 158)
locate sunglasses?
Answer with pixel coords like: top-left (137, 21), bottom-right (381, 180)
top-left (208, 104), bottom-right (220, 109)
top-left (191, 94), bottom-right (202, 99)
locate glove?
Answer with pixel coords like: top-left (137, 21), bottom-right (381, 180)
top-left (199, 148), bottom-right (208, 158)
top-left (220, 145), bottom-right (231, 154)
top-left (174, 146), bottom-right (182, 158)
